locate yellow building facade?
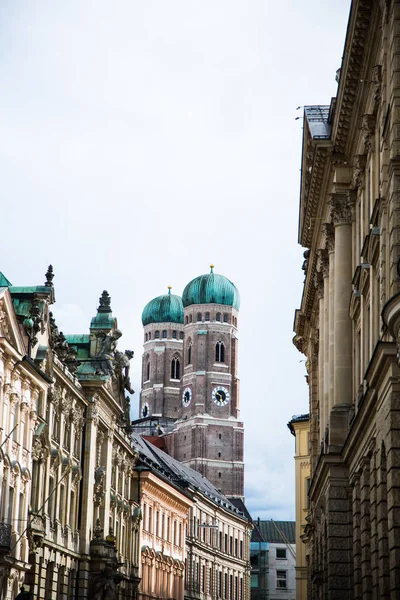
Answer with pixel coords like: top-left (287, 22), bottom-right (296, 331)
top-left (288, 414), bottom-right (310, 600)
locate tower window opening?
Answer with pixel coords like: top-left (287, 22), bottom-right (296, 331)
top-left (197, 312), bottom-right (202, 322)
top-left (172, 330), bottom-right (177, 338)
top-left (148, 331), bottom-right (151, 340)
top-left (218, 452), bottom-right (221, 458)
top-left (215, 341), bottom-right (225, 362)
top-left (162, 329), bottom-right (167, 338)
top-left (189, 314), bottom-right (193, 323)
top-left (185, 316), bottom-right (188, 325)
top-left (187, 344), bottom-right (192, 365)
top-left (145, 333), bottom-right (148, 341)
top-left (216, 312), bottom-right (221, 322)
top-left (146, 363), bottom-right (150, 381)
top-left (218, 472), bottom-right (221, 478)
top-left (223, 313), bottom-right (229, 323)
top-left (179, 331), bottom-right (184, 339)
top-left (171, 357), bottom-right (180, 380)
top-left (219, 434), bottom-right (222, 440)
top-left (155, 330), bottom-right (160, 339)
top-left (205, 312), bottom-right (210, 321)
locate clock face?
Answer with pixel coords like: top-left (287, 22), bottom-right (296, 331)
top-left (212, 386), bottom-right (230, 406)
top-left (142, 403), bottom-right (149, 418)
top-left (182, 387), bottom-right (192, 407)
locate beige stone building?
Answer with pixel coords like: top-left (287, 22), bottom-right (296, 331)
top-left (0, 268), bottom-right (142, 599)
top-left (287, 414), bottom-right (310, 600)
top-left (294, 0), bottom-right (400, 596)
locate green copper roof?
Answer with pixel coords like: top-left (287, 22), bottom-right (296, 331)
top-left (142, 288), bottom-right (184, 326)
top-left (90, 290), bottom-right (115, 330)
top-left (0, 273), bottom-right (12, 287)
top-left (182, 266), bottom-right (240, 310)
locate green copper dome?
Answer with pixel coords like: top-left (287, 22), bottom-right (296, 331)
top-left (142, 288), bottom-right (184, 326)
top-left (182, 266), bottom-right (240, 310)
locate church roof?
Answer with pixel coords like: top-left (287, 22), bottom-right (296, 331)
top-left (142, 288), bottom-right (184, 326)
top-left (182, 266), bottom-right (240, 310)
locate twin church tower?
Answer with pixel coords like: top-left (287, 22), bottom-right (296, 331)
top-left (138, 266), bottom-right (244, 499)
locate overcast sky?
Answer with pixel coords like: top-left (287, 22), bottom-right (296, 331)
top-left (1, 0), bottom-right (350, 520)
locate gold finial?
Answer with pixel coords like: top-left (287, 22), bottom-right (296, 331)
top-left (168, 285), bottom-right (172, 294)
top-left (210, 264), bottom-right (214, 273)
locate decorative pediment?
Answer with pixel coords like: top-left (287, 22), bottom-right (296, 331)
top-left (0, 289), bottom-right (26, 356)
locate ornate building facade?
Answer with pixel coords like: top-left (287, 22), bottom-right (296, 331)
top-left (294, 0), bottom-right (400, 596)
top-left (139, 266), bottom-right (244, 500)
top-left (0, 269), bottom-right (142, 599)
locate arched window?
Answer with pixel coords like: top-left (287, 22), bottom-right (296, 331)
top-left (187, 339), bottom-right (192, 365)
top-left (146, 362), bottom-right (150, 381)
top-left (148, 331), bottom-right (151, 340)
top-left (215, 341), bottom-right (225, 362)
top-left (171, 357), bottom-right (180, 380)
top-left (189, 314), bottom-right (193, 323)
top-left (223, 313), bottom-right (229, 323)
top-left (162, 330), bottom-right (167, 339)
top-left (185, 316), bottom-right (188, 325)
top-left (172, 330), bottom-right (177, 338)
top-left (205, 312), bottom-right (210, 321)
top-left (179, 331), bottom-right (184, 339)
top-left (155, 330), bottom-right (160, 339)
top-left (145, 333), bottom-right (148, 342)
top-left (216, 312), bottom-right (221, 322)
top-left (197, 313), bottom-right (202, 322)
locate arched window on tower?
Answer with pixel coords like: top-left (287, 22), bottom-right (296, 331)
top-left (185, 316), bottom-right (188, 325)
top-left (162, 329), bottom-right (167, 339)
top-left (205, 312), bottom-right (210, 321)
top-left (155, 330), bottom-right (160, 339)
top-left (146, 362), bottom-right (150, 381)
top-left (171, 356), bottom-right (180, 380)
top-left (223, 313), bottom-right (229, 323)
top-left (148, 331), bottom-right (151, 340)
top-left (179, 331), bottom-right (184, 340)
top-left (216, 312), bottom-right (221, 322)
top-left (172, 330), bottom-right (177, 339)
top-left (187, 338), bottom-right (192, 365)
top-left (189, 314), bottom-right (193, 323)
top-left (215, 341), bottom-right (225, 363)
top-left (145, 333), bottom-right (148, 342)
top-left (197, 313), bottom-right (202, 322)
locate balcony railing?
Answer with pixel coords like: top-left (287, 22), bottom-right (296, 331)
top-left (0, 522), bottom-right (12, 552)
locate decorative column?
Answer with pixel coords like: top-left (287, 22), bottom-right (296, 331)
top-left (314, 271), bottom-right (324, 445)
top-left (329, 191), bottom-right (355, 448)
top-left (77, 397), bottom-right (99, 600)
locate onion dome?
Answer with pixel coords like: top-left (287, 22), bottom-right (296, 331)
top-left (142, 287), bottom-right (184, 326)
top-left (182, 265), bottom-right (240, 310)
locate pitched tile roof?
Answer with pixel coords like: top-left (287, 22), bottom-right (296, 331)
top-left (253, 520), bottom-right (295, 544)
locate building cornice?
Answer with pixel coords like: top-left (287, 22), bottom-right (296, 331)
top-left (331, 0), bottom-right (375, 155)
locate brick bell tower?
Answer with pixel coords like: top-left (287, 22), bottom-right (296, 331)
top-left (140, 287), bottom-right (184, 421)
top-left (167, 266), bottom-right (244, 500)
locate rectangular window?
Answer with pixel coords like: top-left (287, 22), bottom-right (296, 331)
top-left (230, 535), bottom-right (233, 554)
top-left (173, 520), bottom-right (177, 545)
top-left (276, 547), bottom-right (287, 559)
top-left (179, 522), bottom-right (182, 546)
top-left (276, 570), bottom-right (287, 589)
top-left (161, 513), bottom-right (165, 539)
top-left (148, 507), bottom-right (152, 532)
top-left (251, 573), bottom-right (259, 588)
top-left (235, 538), bottom-right (238, 557)
top-left (167, 516), bottom-right (170, 541)
top-left (240, 540), bottom-right (243, 558)
top-left (143, 504), bottom-right (147, 530)
top-left (156, 511), bottom-right (159, 536)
